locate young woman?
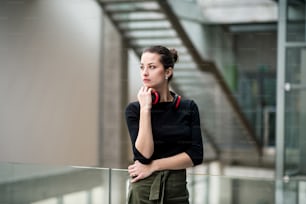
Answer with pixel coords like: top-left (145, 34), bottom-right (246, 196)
top-left (125, 45), bottom-right (203, 204)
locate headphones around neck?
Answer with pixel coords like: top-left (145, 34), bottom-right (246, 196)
top-left (151, 91), bottom-right (181, 109)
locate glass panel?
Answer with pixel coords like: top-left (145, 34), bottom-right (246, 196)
top-left (91, 186), bottom-right (104, 204)
top-left (110, 169), bottom-right (129, 204)
top-left (287, 1), bottom-right (306, 42)
top-left (32, 198), bottom-right (58, 204)
top-left (285, 48), bottom-right (304, 83)
top-left (0, 163), bottom-right (110, 204)
top-left (1, 162), bottom-right (306, 204)
top-left (284, 47), bottom-right (306, 176)
top-left (284, 90), bottom-right (301, 175)
top-left (63, 191), bottom-right (87, 204)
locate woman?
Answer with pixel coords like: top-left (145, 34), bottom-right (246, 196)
top-left (125, 45), bottom-right (203, 204)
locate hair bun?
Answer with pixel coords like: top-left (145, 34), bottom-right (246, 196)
top-left (169, 48), bottom-right (178, 63)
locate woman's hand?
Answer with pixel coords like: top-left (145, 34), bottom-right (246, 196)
top-left (128, 160), bottom-right (154, 183)
top-left (137, 86), bottom-right (152, 110)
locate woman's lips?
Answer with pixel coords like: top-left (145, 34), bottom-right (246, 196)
top-left (143, 79), bottom-right (150, 83)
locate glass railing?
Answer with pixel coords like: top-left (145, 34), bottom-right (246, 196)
top-left (0, 162), bottom-right (305, 204)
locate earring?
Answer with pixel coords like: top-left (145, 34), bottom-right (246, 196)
top-left (165, 76), bottom-right (168, 80)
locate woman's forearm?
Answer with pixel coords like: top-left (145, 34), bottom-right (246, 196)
top-left (128, 153), bottom-right (194, 183)
top-left (151, 152), bottom-right (194, 172)
top-left (135, 107), bottom-right (154, 158)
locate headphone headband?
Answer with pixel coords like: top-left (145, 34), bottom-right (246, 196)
top-left (170, 91), bottom-right (181, 109)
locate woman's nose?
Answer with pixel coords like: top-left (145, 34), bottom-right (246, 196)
top-left (142, 67), bottom-right (149, 75)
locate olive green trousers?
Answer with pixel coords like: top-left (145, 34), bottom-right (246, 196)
top-left (127, 170), bottom-right (189, 204)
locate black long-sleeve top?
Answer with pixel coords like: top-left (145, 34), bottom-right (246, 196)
top-left (125, 99), bottom-right (203, 166)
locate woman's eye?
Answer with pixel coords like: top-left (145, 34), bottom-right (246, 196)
top-left (140, 65), bottom-right (155, 70)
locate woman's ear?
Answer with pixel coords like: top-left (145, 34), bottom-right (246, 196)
top-left (166, 67), bottom-right (173, 78)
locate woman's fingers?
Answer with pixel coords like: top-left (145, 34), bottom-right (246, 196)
top-left (128, 164), bottom-right (137, 177)
top-left (139, 86), bottom-right (153, 93)
top-left (137, 86), bottom-right (153, 109)
top-left (131, 175), bottom-right (141, 183)
top-left (128, 162), bottom-right (139, 179)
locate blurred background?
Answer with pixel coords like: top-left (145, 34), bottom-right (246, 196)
top-left (0, 0), bottom-right (305, 203)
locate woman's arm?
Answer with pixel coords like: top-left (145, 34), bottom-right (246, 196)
top-left (128, 152), bottom-right (193, 183)
top-left (135, 107), bottom-right (154, 159)
top-left (134, 86), bottom-right (154, 159)
top-left (151, 152), bottom-right (194, 171)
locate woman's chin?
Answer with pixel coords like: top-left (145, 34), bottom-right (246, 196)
top-left (143, 82), bottom-right (152, 87)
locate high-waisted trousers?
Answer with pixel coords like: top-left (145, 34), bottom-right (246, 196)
top-left (128, 169), bottom-right (189, 204)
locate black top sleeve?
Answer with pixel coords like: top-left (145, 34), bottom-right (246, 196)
top-left (184, 100), bottom-right (203, 166)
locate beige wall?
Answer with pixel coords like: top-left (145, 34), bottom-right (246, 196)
top-left (0, 0), bottom-right (102, 166)
top-left (99, 14), bottom-right (130, 168)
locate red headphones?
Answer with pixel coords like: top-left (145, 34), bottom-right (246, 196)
top-left (151, 91), bottom-right (181, 109)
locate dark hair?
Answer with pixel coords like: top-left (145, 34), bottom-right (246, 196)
top-left (143, 45), bottom-right (178, 81)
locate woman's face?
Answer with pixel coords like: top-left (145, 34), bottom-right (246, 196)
top-left (140, 52), bottom-right (168, 89)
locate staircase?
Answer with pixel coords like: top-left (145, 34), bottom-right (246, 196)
top-left (98, 0), bottom-right (263, 165)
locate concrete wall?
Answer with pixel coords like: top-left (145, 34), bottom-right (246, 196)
top-left (0, 0), bottom-right (102, 166)
top-left (99, 14), bottom-right (129, 169)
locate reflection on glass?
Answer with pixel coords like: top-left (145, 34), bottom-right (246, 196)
top-left (287, 2), bottom-right (306, 42)
top-left (284, 47), bottom-right (306, 176)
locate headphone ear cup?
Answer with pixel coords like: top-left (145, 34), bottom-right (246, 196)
top-left (151, 91), bottom-right (160, 105)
